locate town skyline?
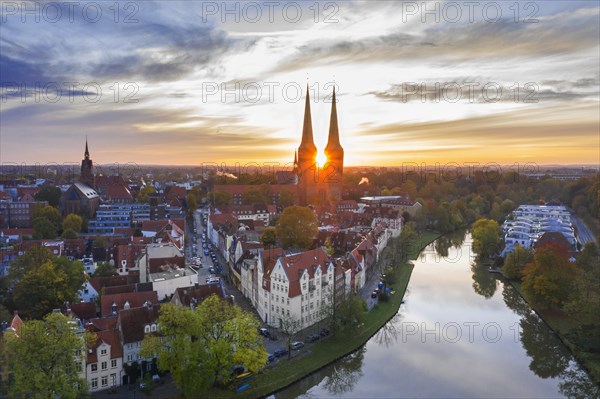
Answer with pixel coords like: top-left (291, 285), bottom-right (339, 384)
top-left (1, 1), bottom-right (599, 166)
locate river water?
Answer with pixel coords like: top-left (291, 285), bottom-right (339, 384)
top-left (271, 231), bottom-right (598, 399)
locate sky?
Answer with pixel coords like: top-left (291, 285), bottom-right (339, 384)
top-left (0, 1), bottom-right (599, 167)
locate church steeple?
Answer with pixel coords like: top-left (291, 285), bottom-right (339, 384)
top-left (325, 87), bottom-right (342, 152)
top-left (84, 137), bottom-right (90, 160)
top-left (299, 84), bottom-right (317, 152)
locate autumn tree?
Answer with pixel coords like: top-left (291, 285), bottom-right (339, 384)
top-left (275, 206), bottom-right (318, 250)
top-left (522, 243), bottom-right (577, 308)
top-left (186, 192), bottom-right (198, 214)
top-left (140, 297), bottom-right (267, 398)
top-left (5, 312), bottom-right (92, 399)
top-left (502, 245), bottom-right (533, 280)
top-left (136, 185), bottom-right (156, 203)
top-left (93, 261), bottom-right (119, 277)
top-left (471, 218), bottom-right (501, 260)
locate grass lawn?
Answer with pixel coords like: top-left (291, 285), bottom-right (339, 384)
top-left (203, 230), bottom-right (442, 399)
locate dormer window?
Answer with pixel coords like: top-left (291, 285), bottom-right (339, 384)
top-left (144, 325), bottom-right (151, 333)
top-left (151, 324), bottom-right (157, 332)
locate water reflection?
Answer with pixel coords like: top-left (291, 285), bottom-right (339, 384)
top-left (470, 261), bottom-right (499, 298)
top-left (322, 347), bottom-right (366, 396)
top-left (274, 231), bottom-right (597, 399)
top-left (434, 230), bottom-right (466, 257)
top-left (373, 313), bottom-right (401, 348)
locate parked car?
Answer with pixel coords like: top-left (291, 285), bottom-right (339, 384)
top-left (371, 291), bottom-right (377, 298)
top-left (320, 328), bottom-right (330, 337)
top-left (306, 334), bottom-right (320, 343)
top-left (273, 348), bottom-right (288, 357)
top-left (267, 353), bottom-right (275, 363)
top-left (290, 341), bottom-right (304, 350)
top-left (259, 328), bottom-right (270, 337)
top-left (209, 267), bottom-right (215, 274)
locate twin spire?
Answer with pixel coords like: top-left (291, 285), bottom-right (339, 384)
top-left (299, 84), bottom-right (340, 153)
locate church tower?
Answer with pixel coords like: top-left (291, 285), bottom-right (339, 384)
top-left (324, 87), bottom-right (344, 201)
top-left (80, 138), bottom-right (95, 188)
top-left (297, 85), bottom-right (318, 204)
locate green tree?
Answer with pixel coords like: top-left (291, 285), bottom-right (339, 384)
top-left (5, 312), bottom-right (92, 399)
top-left (522, 243), bottom-right (577, 308)
top-left (62, 213), bottom-right (83, 234)
top-left (33, 217), bottom-right (58, 239)
top-left (471, 218), bottom-right (501, 260)
top-left (140, 297), bottom-right (267, 397)
top-left (34, 185), bottom-right (62, 207)
top-left (399, 222), bottom-right (418, 262)
top-left (93, 261), bottom-right (118, 277)
top-left (33, 204), bottom-right (62, 227)
top-left (502, 245), bottom-right (533, 280)
top-left (275, 206), bottom-right (318, 250)
top-left (565, 243), bottom-right (600, 326)
top-left (9, 248), bottom-right (86, 319)
top-left (260, 227), bottom-right (277, 248)
top-left (61, 228), bottom-right (78, 239)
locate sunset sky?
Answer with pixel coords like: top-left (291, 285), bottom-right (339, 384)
top-left (1, 1), bottom-right (599, 166)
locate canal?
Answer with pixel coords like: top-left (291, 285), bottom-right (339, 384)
top-left (271, 231), bottom-right (598, 398)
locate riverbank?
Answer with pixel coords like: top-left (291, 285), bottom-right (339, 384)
top-left (203, 230), bottom-right (442, 399)
top-left (509, 281), bottom-right (600, 386)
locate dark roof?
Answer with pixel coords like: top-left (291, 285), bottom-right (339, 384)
top-left (117, 304), bottom-right (161, 344)
top-left (101, 291), bottom-right (158, 316)
top-left (171, 284), bottom-right (226, 308)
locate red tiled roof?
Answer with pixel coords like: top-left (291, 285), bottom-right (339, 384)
top-left (171, 284), bottom-right (226, 308)
top-left (87, 316), bottom-right (118, 332)
top-left (1, 228), bottom-right (34, 236)
top-left (117, 304), bottom-right (161, 344)
top-left (10, 313), bottom-right (23, 335)
top-left (280, 248), bottom-right (330, 298)
top-left (87, 329), bottom-right (122, 363)
top-left (103, 185), bottom-right (133, 201)
top-left (69, 302), bottom-right (97, 320)
top-left (89, 275), bottom-right (134, 293)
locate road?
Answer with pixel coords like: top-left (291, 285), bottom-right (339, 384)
top-left (570, 211), bottom-right (597, 247)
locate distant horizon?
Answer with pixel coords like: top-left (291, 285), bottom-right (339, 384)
top-left (2, 1), bottom-right (599, 168)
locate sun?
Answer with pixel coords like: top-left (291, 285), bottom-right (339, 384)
top-left (316, 152), bottom-right (328, 168)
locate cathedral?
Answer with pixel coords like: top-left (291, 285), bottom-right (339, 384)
top-left (295, 86), bottom-right (344, 205)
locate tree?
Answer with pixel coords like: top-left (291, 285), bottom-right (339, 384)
top-left (279, 189), bottom-right (295, 207)
top-left (260, 227), bottom-right (277, 248)
top-left (399, 222), bottom-right (418, 262)
top-left (5, 312), bottom-right (92, 399)
top-left (522, 243), bottom-right (577, 308)
top-left (565, 243), bottom-right (600, 326)
top-left (242, 188), bottom-right (267, 205)
top-left (186, 193), bottom-right (198, 214)
top-left (8, 248), bottom-right (86, 319)
top-left (62, 213), bottom-right (83, 234)
top-left (471, 218), bottom-right (501, 260)
top-left (502, 245), bottom-right (533, 280)
top-left (61, 228), bottom-right (78, 239)
top-left (34, 185), bottom-right (62, 207)
top-left (93, 261), bottom-right (118, 277)
top-left (140, 297), bottom-right (267, 398)
top-left (33, 217), bottom-right (58, 239)
top-left (136, 185), bottom-right (156, 203)
top-left (275, 206), bottom-right (318, 250)
top-left (211, 190), bottom-right (232, 206)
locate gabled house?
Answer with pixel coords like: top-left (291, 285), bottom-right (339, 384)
top-left (85, 330), bottom-right (123, 391)
top-left (117, 303), bottom-right (160, 367)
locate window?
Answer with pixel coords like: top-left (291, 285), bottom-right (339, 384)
top-left (127, 354), bottom-right (133, 362)
top-left (100, 348), bottom-right (107, 356)
top-left (91, 363), bottom-right (98, 373)
top-left (145, 325), bottom-right (151, 333)
top-left (101, 376), bottom-right (108, 386)
top-left (111, 359), bottom-right (117, 368)
top-left (151, 324), bottom-right (157, 332)
top-left (286, 298), bottom-right (289, 305)
top-left (91, 378), bottom-right (98, 389)
top-left (101, 361), bottom-right (107, 370)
